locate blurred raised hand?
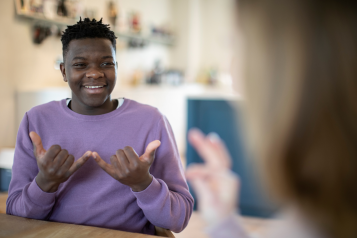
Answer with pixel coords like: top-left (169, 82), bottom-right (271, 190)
top-left (186, 128), bottom-right (240, 225)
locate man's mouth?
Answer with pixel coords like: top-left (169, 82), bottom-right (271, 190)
top-left (84, 85), bottom-right (105, 89)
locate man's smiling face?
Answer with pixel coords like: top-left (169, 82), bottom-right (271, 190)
top-left (60, 38), bottom-right (117, 114)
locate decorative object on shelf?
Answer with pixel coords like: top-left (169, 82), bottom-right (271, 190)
top-left (43, 0), bottom-right (58, 19)
top-left (127, 38), bottom-right (147, 48)
top-left (65, 0), bottom-right (84, 19)
top-left (196, 68), bottom-right (233, 88)
top-left (129, 11), bottom-right (141, 33)
top-left (15, 0), bottom-right (77, 26)
top-left (151, 24), bottom-right (173, 38)
top-left (107, 1), bottom-right (118, 27)
top-left (19, 0), bottom-right (25, 9)
top-left (147, 60), bottom-right (164, 84)
top-left (162, 70), bottom-right (184, 86)
top-left (29, 0), bottom-right (43, 13)
top-left (32, 24), bottom-right (51, 44)
top-left (56, 0), bottom-right (68, 17)
top-left (32, 23), bottom-right (61, 44)
top-left (14, 0), bottom-right (174, 46)
top-left (145, 60), bottom-right (184, 86)
top-left (196, 68), bottom-right (219, 85)
top-left (15, 0), bottom-right (77, 19)
top-left (130, 69), bottom-right (145, 86)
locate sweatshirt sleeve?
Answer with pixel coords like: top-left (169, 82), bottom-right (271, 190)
top-left (132, 115), bottom-right (194, 233)
top-left (6, 112), bottom-right (56, 219)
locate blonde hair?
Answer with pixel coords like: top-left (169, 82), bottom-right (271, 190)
top-left (238, 1), bottom-right (357, 237)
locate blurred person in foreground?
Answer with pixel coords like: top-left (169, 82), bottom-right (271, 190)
top-left (186, 0), bottom-right (357, 238)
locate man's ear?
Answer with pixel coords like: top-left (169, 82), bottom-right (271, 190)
top-left (60, 63), bottom-right (68, 82)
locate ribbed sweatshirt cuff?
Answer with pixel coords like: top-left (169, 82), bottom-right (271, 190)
top-left (27, 179), bottom-right (56, 206)
top-left (131, 177), bottom-right (162, 202)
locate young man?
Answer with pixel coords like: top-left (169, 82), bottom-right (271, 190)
top-left (6, 18), bottom-right (193, 235)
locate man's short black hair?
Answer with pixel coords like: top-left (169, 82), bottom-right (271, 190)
top-left (61, 18), bottom-right (117, 59)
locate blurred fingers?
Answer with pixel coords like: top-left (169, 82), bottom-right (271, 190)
top-left (188, 129), bottom-right (217, 166)
top-left (187, 165), bottom-right (240, 225)
top-left (188, 128), bottom-right (231, 170)
top-left (185, 163), bottom-right (211, 180)
top-left (189, 178), bottom-right (213, 201)
top-left (186, 162), bottom-right (240, 203)
top-left (207, 132), bottom-right (232, 169)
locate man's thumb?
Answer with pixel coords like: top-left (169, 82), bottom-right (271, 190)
top-left (29, 131), bottom-right (46, 159)
top-left (140, 140), bottom-right (161, 163)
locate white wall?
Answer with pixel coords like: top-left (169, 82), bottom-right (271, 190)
top-left (200, 0), bottom-right (236, 73)
top-left (172, 0), bottom-right (237, 81)
top-left (171, 0), bottom-right (201, 82)
top-left (0, 1), bottom-right (21, 148)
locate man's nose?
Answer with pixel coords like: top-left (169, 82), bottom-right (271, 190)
top-left (86, 67), bottom-right (104, 79)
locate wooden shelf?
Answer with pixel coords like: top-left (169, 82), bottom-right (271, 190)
top-left (15, 9), bottom-right (76, 27)
top-left (14, 4), bottom-right (175, 46)
top-left (115, 32), bottom-right (175, 46)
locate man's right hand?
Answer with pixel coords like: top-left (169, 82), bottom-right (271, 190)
top-left (29, 131), bottom-right (91, 193)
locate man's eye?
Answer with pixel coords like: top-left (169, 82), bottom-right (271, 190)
top-left (73, 63), bottom-right (86, 67)
top-left (101, 62), bottom-right (115, 66)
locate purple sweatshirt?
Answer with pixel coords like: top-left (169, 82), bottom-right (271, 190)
top-left (6, 99), bottom-right (193, 235)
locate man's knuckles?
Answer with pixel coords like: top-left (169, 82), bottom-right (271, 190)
top-left (130, 161), bottom-right (139, 170)
top-left (141, 154), bottom-right (154, 164)
top-left (57, 149), bottom-right (69, 159)
top-left (123, 146), bottom-right (134, 152)
top-left (66, 155), bottom-right (75, 165)
top-left (122, 167), bottom-right (131, 176)
top-left (49, 144), bottom-right (62, 152)
top-left (47, 168), bottom-right (56, 176)
top-left (117, 149), bottom-right (126, 158)
top-left (110, 155), bottom-right (117, 163)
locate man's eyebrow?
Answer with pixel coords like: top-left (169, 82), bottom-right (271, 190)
top-left (71, 56), bottom-right (113, 61)
top-left (72, 57), bottom-right (86, 60)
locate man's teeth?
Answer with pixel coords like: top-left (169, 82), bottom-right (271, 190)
top-left (85, 86), bottom-right (104, 89)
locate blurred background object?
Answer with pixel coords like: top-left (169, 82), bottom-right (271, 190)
top-left (186, 99), bottom-right (277, 218)
top-left (107, 1), bottom-right (117, 27)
